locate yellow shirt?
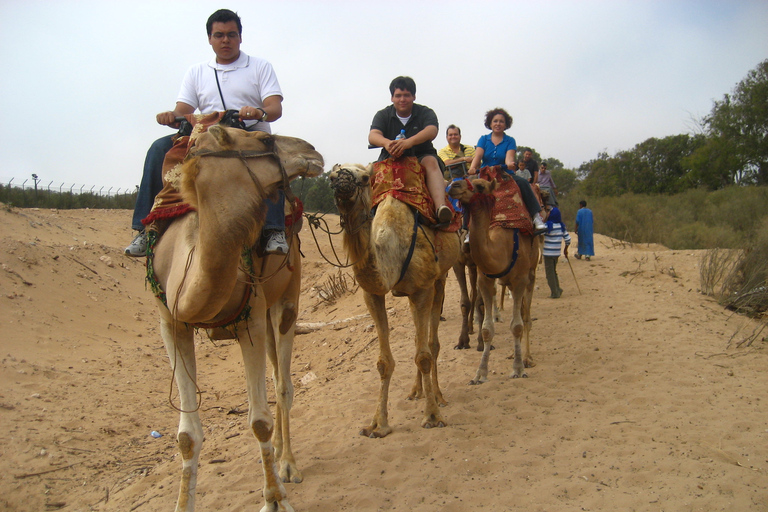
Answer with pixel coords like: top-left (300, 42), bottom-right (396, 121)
top-left (438, 144), bottom-right (476, 163)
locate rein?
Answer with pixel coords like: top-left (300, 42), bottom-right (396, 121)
top-left (483, 229), bottom-right (519, 279)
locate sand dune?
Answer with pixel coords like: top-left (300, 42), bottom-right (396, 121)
top-left (1, 206), bottom-right (765, 511)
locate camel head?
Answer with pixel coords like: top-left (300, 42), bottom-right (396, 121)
top-left (182, 126), bottom-right (323, 201)
top-left (449, 177), bottom-right (498, 215)
top-left (449, 177), bottom-right (498, 203)
top-left (329, 163), bottom-right (374, 203)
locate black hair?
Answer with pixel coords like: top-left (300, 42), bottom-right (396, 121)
top-left (446, 124), bottom-right (461, 135)
top-left (580, 200), bottom-right (587, 207)
top-left (389, 76), bottom-right (416, 96)
top-left (207, 9), bottom-right (242, 36)
top-left (483, 108), bottom-right (513, 130)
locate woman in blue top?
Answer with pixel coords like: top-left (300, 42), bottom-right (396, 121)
top-left (468, 108), bottom-right (546, 232)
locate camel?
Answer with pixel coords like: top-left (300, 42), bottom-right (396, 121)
top-left (448, 177), bottom-right (539, 384)
top-left (329, 161), bottom-right (460, 437)
top-left (149, 125), bottom-right (323, 512)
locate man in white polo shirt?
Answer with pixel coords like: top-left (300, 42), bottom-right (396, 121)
top-left (125, 8), bottom-right (286, 256)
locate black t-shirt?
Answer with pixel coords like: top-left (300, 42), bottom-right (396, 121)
top-left (370, 104), bottom-right (439, 162)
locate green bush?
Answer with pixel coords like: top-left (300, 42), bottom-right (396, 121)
top-left (0, 184), bottom-right (137, 210)
top-left (559, 185), bottom-right (768, 250)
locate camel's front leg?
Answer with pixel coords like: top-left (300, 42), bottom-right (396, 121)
top-left (159, 313), bottom-right (203, 512)
top-left (361, 292), bottom-right (394, 438)
top-left (408, 288), bottom-right (446, 429)
top-left (266, 302), bottom-right (302, 484)
top-left (521, 275), bottom-right (536, 368)
top-left (428, 277), bottom-right (448, 406)
top-left (508, 282), bottom-right (528, 379)
top-left (240, 299), bottom-right (293, 512)
top-left (453, 262), bottom-right (472, 350)
top-left (471, 275), bottom-right (497, 385)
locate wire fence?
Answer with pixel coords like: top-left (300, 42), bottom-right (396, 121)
top-left (2, 177), bottom-right (137, 197)
top-left (0, 178), bottom-right (137, 210)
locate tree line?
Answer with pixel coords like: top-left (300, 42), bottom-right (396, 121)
top-left (574, 59), bottom-right (767, 196)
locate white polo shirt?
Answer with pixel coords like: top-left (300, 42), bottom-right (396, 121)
top-left (177, 51), bottom-right (283, 132)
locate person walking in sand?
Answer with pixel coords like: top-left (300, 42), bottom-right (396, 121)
top-left (575, 200), bottom-right (595, 261)
top-left (541, 207), bottom-right (571, 298)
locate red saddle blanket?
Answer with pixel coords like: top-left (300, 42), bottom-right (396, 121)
top-left (141, 112), bottom-right (300, 228)
top-left (371, 157), bottom-right (460, 232)
top-left (478, 165), bottom-right (533, 234)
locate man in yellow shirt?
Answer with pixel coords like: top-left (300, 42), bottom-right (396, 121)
top-left (438, 124), bottom-right (476, 178)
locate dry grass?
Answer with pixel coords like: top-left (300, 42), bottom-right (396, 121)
top-left (316, 269), bottom-right (358, 305)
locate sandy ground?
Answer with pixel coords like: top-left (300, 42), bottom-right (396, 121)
top-left (1, 205), bottom-right (766, 512)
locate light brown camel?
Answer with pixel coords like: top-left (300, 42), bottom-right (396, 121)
top-left (329, 162), bottom-right (460, 437)
top-left (150, 125), bottom-right (323, 512)
top-left (449, 177), bottom-right (539, 383)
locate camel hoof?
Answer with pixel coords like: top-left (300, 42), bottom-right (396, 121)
top-left (524, 360), bottom-right (536, 368)
top-left (422, 418), bottom-right (447, 429)
top-left (511, 373), bottom-right (528, 379)
top-left (360, 427), bottom-right (391, 438)
top-left (260, 500), bottom-right (294, 512)
top-left (454, 344), bottom-right (470, 350)
top-left (279, 463), bottom-right (303, 484)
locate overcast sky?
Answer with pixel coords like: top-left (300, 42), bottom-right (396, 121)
top-left (1, 0), bottom-right (766, 193)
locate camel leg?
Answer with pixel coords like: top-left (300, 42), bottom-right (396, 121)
top-left (408, 287), bottom-right (446, 428)
top-left (492, 282), bottom-right (502, 323)
top-left (452, 261), bottom-right (471, 349)
top-left (508, 282), bottom-right (528, 379)
top-left (474, 294), bottom-right (486, 352)
top-left (238, 298), bottom-right (293, 512)
top-left (471, 274), bottom-right (497, 384)
top-left (521, 267), bottom-right (536, 369)
top-left (468, 264), bottom-right (478, 336)
top-left (429, 276), bottom-right (448, 406)
top-left (159, 313), bottom-right (203, 512)
top-left (266, 301), bottom-right (302, 484)
top-left (361, 291), bottom-right (394, 438)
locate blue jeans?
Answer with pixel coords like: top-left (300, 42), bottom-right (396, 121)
top-left (264, 191), bottom-right (286, 231)
top-left (131, 134), bottom-right (285, 233)
top-left (132, 134), bottom-right (174, 230)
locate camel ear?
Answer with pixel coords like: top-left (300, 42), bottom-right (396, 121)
top-left (208, 125), bottom-right (234, 149)
top-left (489, 178), bottom-right (498, 191)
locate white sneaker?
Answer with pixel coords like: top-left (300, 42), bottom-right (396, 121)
top-left (264, 230), bottom-right (289, 254)
top-left (124, 230), bottom-right (147, 257)
top-left (533, 213), bottom-right (547, 231)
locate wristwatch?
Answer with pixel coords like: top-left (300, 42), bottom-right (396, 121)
top-left (257, 108), bottom-right (268, 122)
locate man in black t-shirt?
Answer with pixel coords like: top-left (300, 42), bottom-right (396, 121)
top-left (369, 76), bottom-right (452, 225)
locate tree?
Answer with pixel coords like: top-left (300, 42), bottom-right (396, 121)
top-left (703, 59), bottom-right (768, 185)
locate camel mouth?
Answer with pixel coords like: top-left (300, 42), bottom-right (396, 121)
top-left (304, 158), bottom-right (324, 178)
top-left (330, 168), bottom-right (359, 198)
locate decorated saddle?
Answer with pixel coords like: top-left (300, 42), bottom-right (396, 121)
top-left (140, 112), bottom-right (301, 231)
top-left (478, 165), bottom-right (534, 235)
top-left (370, 156), bottom-right (460, 232)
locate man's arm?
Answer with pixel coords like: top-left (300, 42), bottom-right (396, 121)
top-left (156, 102), bottom-right (196, 128)
top-left (371, 124), bottom-right (438, 159)
top-left (239, 94), bottom-right (283, 123)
